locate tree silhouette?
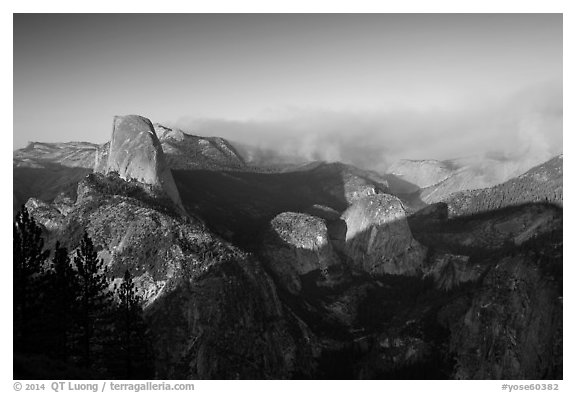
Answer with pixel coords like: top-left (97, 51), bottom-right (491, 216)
top-left (73, 232), bottom-right (112, 369)
top-left (44, 241), bottom-right (79, 361)
top-left (111, 270), bottom-right (155, 379)
top-left (13, 218), bottom-right (157, 379)
top-left (13, 205), bottom-right (49, 353)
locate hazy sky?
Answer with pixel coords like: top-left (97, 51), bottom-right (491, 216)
top-left (13, 14), bottom-right (562, 168)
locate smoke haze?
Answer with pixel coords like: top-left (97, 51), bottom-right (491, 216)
top-left (172, 81), bottom-right (562, 172)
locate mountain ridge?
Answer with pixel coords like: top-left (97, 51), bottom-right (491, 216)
top-left (13, 114), bottom-right (563, 379)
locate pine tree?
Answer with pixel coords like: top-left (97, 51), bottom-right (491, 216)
top-left (13, 205), bottom-right (49, 353)
top-left (73, 232), bottom-right (112, 370)
top-left (112, 270), bottom-right (155, 379)
top-left (45, 241), bottom-right (79, 361)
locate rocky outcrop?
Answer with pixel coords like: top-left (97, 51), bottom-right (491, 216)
top-left (423, 251), bottom-right (484, 291)
top-left (260, 212), bottom-right (341, 294)
top-left (24, 198), bottom-right (65, 232)
top-left (93, 141), bottom-right (109, 173)
top-left (96, 115), bottom-right (184, 212)
top-left (28, 172), bottom-right (319, 379)
top-left (444, 246), bottom-right (562, 379)
top-left (52, 192), bottom-right (75, 216)
top-left (341, 194), bottom-right (427, 276)
top-left (155, 124), bottom-right (246, 170)
top-left (147, 256), bottom-right (319, 379)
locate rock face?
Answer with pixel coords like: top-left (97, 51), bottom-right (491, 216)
top-left (260, 212), bottom-right (341, 294)
top-left (147, 256), bottom-right (319, 379)
top-left (341, 194), bottom-right (427, 276)
top-left (93, 142), bottom-right (110, 173)
top-left (96, 115), bottom-right (184, 212)
top-left (155, 124), bottom-right (246, 170)
top-left (445, 246), bottom-right (562, 379)
top-left (423, 251), bottom-right (483, 291)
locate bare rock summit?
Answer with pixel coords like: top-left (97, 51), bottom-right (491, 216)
top-left (341, 194), bottom-right (427, 276)
top-left (153, 123), bottom-right (246, 170)
top-left (95, 115), bottom-right (184, 212)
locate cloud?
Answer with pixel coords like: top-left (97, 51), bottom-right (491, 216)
top-left (170, 82), bottom-right (562, 173)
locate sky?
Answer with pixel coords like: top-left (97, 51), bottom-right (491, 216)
top-left (13, 14), bottom-right (562, 170)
